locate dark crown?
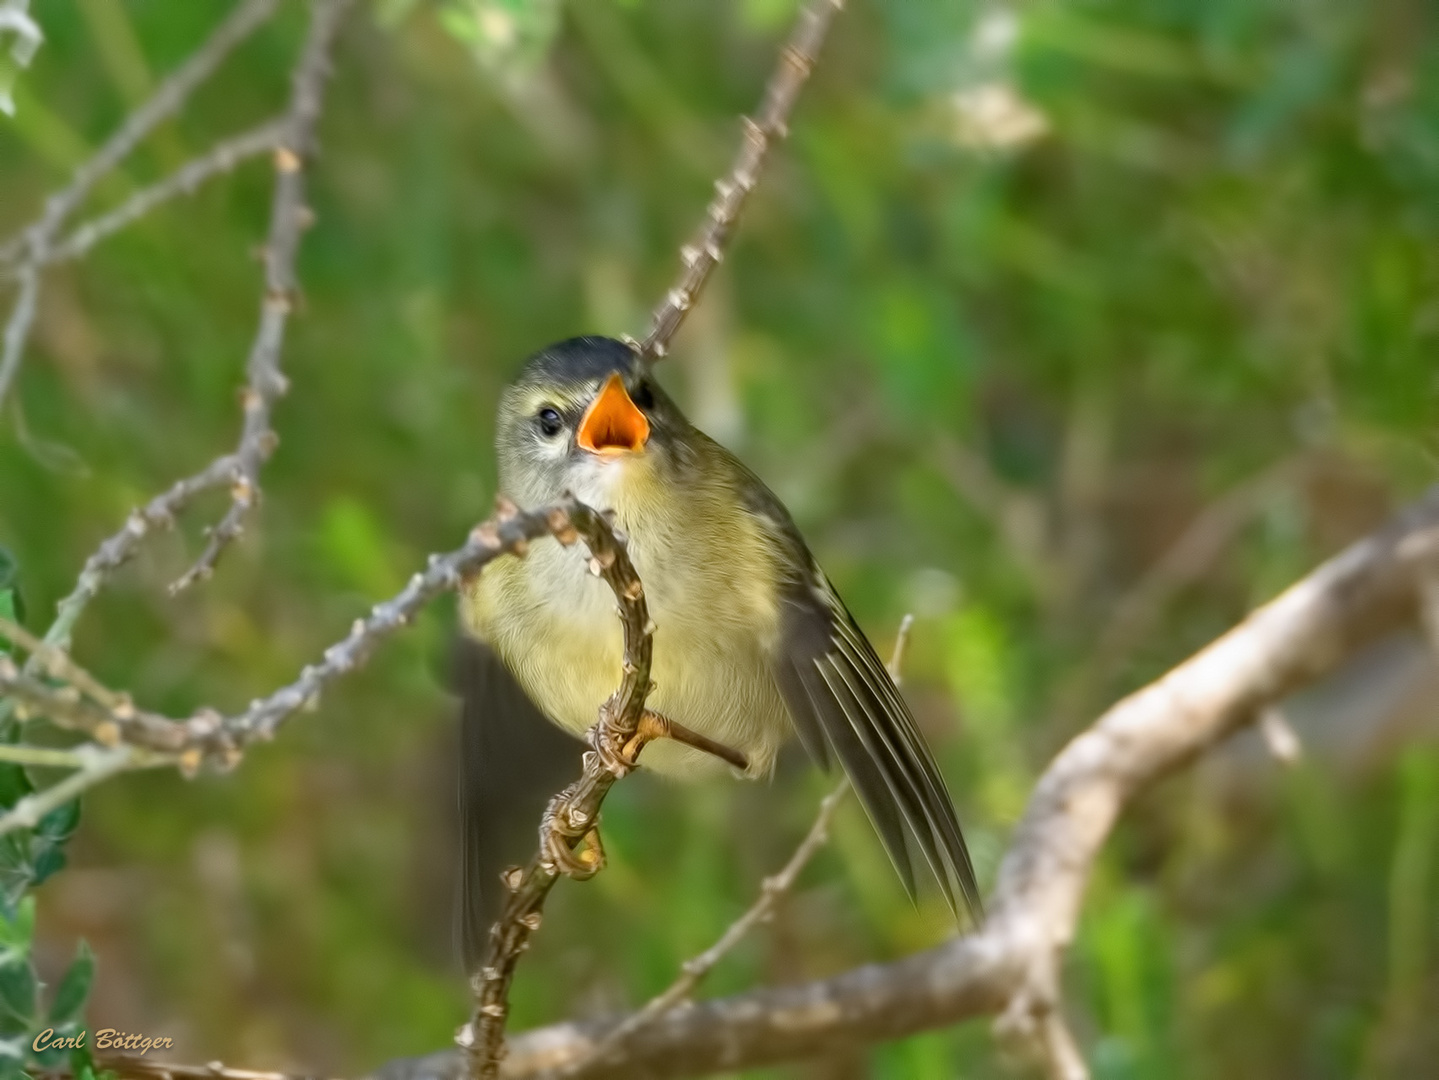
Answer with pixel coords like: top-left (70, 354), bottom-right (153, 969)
top-left (516, 336), bottom-right (639, 389)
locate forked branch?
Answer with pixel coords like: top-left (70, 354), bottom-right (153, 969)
top-left (0, 0), bottom-right (283, 408)
top-left (171, 0), bottom-right (352, 591)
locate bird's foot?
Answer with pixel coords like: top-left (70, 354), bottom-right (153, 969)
top-left (587, 709), bottom-right (636, 778)
top-left (588, 705), bottom-right (749, 777)
top-left (629, 709), bottom-right (750, 772)
top-left (539, 786), bottom-right (606, 880)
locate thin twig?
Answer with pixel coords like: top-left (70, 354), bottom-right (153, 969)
top-left (0, 263), bottom-right (39, 409)
top-left (0, 0), bottom-right (281, 260)
top-left (0, 0), bottom-right (282, 409)
top-left (632, 0), bottom-right (844, 362)
top-left (463, 505), bottom-right (656, 1080)
top-left (0, 455), bottom-right (242, 745)
top-left (45, 119), bottom-right (289, 265)
top-left (44, 453), bottom-right (243, 655)
top-left (222, 497), bottom-right (598, 745)
top-left (560, 779), bottom-right (849, 1076)
top-left (0, 744), bottom-right (135, 836)
top-left (0, 640), bottom-right (191, 754)
top-left (0, 613), bottom-right (131, 710)
top-left (171, 0), bottom-right (350, 592)
top-left (0, 744), bottom-right (108, 769)
top-left (0, 454), bottom-right (244, 736)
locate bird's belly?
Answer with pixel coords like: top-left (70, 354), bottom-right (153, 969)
top-left (479, 557), bottom-right (789, 780)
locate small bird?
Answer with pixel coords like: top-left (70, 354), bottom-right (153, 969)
top-left (458, 335), bottom-right (979, 963)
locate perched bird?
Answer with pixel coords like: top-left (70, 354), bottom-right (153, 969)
top-left (458, 335), bottom-right (979, 964)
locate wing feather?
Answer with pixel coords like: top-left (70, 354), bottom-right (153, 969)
top-left (752, 501), bottom-right (981, 922)
top-left (455, 637), bottom-right (585, 971)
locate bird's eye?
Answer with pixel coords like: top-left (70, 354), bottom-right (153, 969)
top-left (535, 407), bottom-right (564, 437)
top-left (631, 380), bottom-right (655, 410)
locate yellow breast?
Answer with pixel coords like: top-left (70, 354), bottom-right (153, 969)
top-left (461, 455), bottom-right (790, 779)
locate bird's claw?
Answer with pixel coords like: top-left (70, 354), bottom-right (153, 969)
top-left (587, 714), bottom-right (637, 778)
top-left (539, 788), bottom-right (606, 880)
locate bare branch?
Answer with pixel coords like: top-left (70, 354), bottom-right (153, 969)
top-left (0, 613), bottom-right (133, 710)
top-left (633, 0), bottom-right (844, 362)
top-left (0, 262), bottom-right (39, 409)
top-left (45, 453), bottom-right (243, 654)
top-left (1, 0), bottom-right (280, 259)
top-left (0, 0), bottom-right (282, 409)
top-left (222, 497), bottom-right (593, 745)
top-left (366, 487), bottom-right (1439, 1080)
top-left (0, 743), bottom-right (115, 769)
top-left (0, 626), bottom-right (193, 754)
top-left (559, 778), bottom-right (851, 1078)
top-left (45, 119), bottom-right (289, 265)
top-left (172, 0), bottom-right (350, 592)
top-left (463, 504), bottom-right (657, 1080)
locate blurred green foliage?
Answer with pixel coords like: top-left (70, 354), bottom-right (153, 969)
top-left (0, 0), bottom-right (1436, 1077)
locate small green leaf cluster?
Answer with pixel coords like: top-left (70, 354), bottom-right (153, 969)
top-left (0, 551), bottom-right (97, 1080)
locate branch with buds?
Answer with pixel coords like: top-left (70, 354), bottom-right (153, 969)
top-left (0, 0), bottom-right (284, 409)
top-left (631, 0), bottom-right (844, 363)
top-left (0, 495), bottom-right (625, 834)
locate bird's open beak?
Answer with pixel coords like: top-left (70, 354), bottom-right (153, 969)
top-left (577, 373), bottom-right (650, 456)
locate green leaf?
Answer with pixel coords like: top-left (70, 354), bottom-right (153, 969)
top-left (28, 844), bottom-right (65, 889)
top-left (0, 837), bottom-right (33, 912)
top-left (0, 898), bottom-right (34, 961)
top-left (0, 766), bottom-right (32, 815)
top-left (0, 960), bottom-right (35, 1035)
top-left (0, 1035), bottom-right (28, 1080)
top-left (0, 546), bottom-right (22, 628)
top-left (35, 799), bottom-right (79, 843)
top-left (47, 941), bottom-right (94, 1027)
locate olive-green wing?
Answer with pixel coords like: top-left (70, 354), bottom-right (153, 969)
top-left (736, 472), bottom-right (981, 924)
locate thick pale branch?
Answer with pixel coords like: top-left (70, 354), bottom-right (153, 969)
top-left (368, 486), bottom-right (1439, 1080)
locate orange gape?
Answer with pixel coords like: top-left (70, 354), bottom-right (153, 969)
top-left (577, 374), bottom-right (650, 455)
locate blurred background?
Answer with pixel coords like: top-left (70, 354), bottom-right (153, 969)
top-left (1, 0), bottom-right (1437, 1076)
